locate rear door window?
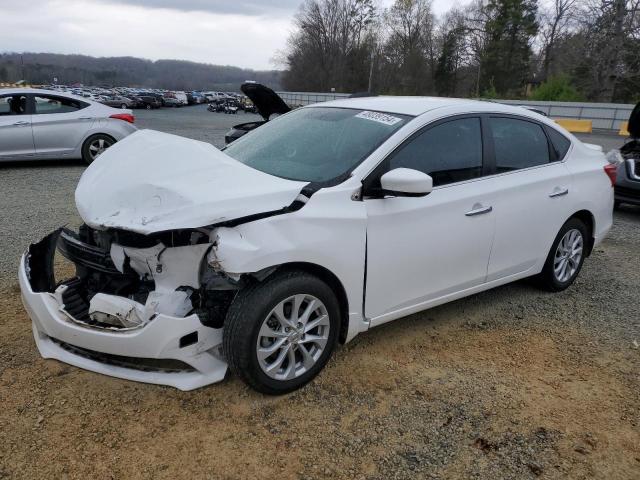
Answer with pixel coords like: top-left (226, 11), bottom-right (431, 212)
top-left (33, 95), bottom-right (88, 114)
top-left (489, 117), bottom-right (551, 171)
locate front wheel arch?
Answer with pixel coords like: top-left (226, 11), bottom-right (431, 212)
top-left (250, 262), bottom-right (350, 344)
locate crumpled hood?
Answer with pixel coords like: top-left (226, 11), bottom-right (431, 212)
top-left (76, 130), bottom-right (308, 234)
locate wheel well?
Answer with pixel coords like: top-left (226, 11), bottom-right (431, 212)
top-left (272, 262), bottom-right (350, 344)
top-left (569, 210), bottom-right (595, 256)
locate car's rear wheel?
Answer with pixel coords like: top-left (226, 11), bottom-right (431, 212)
top-left (223, 270), bottom-right (340, 394)
top-left (81, 134), bottom-right (115, 164)
top-left (536, 218), bottom-right (588, 291)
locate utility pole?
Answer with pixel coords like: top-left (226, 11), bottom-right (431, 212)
top-left (367, 48), bottom-right (375, 93)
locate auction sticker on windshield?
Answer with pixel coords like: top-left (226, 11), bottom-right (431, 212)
top-left (355, 110), bottom-right (402, 126)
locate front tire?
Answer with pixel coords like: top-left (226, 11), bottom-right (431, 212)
top-left (536, 218), bottom-right (588, 292)
top-left (223, 270), bottom-right (340, 394)
top-left (120, 103), bottom-right (127, 109)
top-left (81, 134), bottom-right (115, 164)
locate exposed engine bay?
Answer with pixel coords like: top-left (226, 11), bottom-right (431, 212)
top-left (27, 225), bottom-right (245, 332)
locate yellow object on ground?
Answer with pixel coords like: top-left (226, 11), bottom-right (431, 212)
top-left (553, 118), bottom-right (593, 133)
top-left (619, 121), bottom-right (629, 136)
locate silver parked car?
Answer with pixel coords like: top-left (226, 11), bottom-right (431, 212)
top-left (0, 89), bottom-right (137, 163)
top-left (100, 95), bottom-right (135, 109)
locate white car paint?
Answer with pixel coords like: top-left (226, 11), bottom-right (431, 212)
top-left (0, 88), bottom-right (136, 162)
top-left (76, 129), bottom-right (308, 234)
top-left (19, 97), bottom-right (613, 390)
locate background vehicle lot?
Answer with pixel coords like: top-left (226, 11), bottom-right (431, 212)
top-left (0, 105), bottom-right (638, 479)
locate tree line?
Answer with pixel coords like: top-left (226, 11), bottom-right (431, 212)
top-left (0, 52), bottom-right (282, 91)
top-left (281, 0), bottom-right (640, 103)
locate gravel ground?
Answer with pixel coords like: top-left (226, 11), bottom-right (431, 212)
top-left (0, 106), bottom-right (638, 479)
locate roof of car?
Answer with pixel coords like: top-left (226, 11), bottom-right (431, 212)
top-left (0, 87), bottom-right (89, 100)
top-left (312, 96), bottom-right (485, 116)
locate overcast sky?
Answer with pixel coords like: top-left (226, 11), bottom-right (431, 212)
top-left (1, 0), bottom-right (470, 70)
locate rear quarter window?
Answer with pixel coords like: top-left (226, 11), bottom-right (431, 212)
top-left (546, 127), bottom-right (572, 160)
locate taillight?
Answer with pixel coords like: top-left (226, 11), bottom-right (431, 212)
top-left (109, 113), bottom-right (135, 124)
top-left (603, 163), bottom-right (617, 187)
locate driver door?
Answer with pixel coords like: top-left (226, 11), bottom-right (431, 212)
top-left (0, 94), bottom-right (34, 160)
top-left (364, 116), bottom-right (496, 325)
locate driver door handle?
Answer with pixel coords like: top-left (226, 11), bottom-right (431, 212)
top-left (465, 204), bottom-right (493, 216)
top-left (549, 187), bottom-right (569, 198)
top-left (13, 120), bottom-right (30, 126)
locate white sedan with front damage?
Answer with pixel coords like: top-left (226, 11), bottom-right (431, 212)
top-left (19, 97), bottom-right (615, 393)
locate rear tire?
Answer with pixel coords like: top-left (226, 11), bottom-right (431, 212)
top-left (223, 270), bottom-right (340, 394)
top-left (535, 218), bottom-right (588, 292)
top-left (614, 200), bottom-right (621, 210)
top-left (81, 134), bottom-right (115, 164)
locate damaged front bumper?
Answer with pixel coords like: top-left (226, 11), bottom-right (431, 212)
top-left (18, 230), bottom-right (228, 391)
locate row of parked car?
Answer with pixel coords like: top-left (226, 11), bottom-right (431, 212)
top-left (40, 85), bottom-right (252, 110)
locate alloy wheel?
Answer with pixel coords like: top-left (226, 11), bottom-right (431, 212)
top-left (88, 137), bottom-right (113, 161)
top-left (256, 294), bottom-right (330, 381)
top-left (553, 228), bottom-right (583, 282)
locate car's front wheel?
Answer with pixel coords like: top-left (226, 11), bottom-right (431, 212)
top-left (81, 134), bottom-right (115, 164)
top-left (223, 270), bottom-right (340, 394)
top-left (536, 218), bottom-right (588, 291)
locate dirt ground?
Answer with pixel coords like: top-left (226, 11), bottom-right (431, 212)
top-left (1, 208), bottom-right (639, 480)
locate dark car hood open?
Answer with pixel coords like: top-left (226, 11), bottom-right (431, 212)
top-left (241, 82), bottom-right (290, 121)
top-left (628, 102), bottom-right (640, 138)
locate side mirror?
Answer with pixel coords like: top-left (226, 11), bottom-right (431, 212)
top-left (379, 168), bottom-right (433, 197)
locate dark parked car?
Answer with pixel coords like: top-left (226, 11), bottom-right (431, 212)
top-left (162, 96), bottom-right (182, 108)
top-left (615, 102), bottom-right (640, 207)
top-left (225, 83), bottom-right (290, 144)
top-left (133, 95), bottom-right (162, 109)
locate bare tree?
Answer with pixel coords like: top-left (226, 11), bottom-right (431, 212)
top-left (539, 0), bottom-right (577, 79)
top-left (380, 0), bottom-right (436, 94)
top-left (282, 0), bottom-right (377, 91)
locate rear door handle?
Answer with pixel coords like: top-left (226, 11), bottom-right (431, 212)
top-left (78, 117), bottom-right (93, 120)
top-left (549, 187), bottom-right (569, 198)
top-left (465, 204), bottom-right (493, 216)
top-left (13, 120), bottom-right (30, 126)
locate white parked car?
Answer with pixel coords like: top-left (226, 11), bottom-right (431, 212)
top-left (0, 88), bottom-right (136, 163)
top-left (19, 97), bottom-right (614, 393)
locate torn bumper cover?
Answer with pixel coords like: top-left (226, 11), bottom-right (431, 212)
top-left (18, 229), bottom-right (228, 391)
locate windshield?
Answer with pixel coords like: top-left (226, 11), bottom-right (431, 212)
top-left (224, 107), bottom-right (410, 182)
